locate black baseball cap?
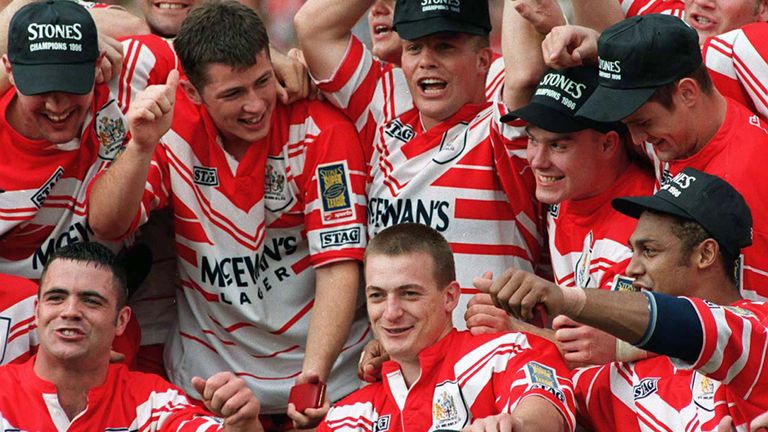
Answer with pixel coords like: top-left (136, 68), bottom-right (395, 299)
top-left (502, 66), bottom-right (625, 133)
top-left (577, 14), bottom-right (701, 123)
top-left (393, 0), bottom-right (491, 41)
top-left (8, 0), bottom-right (100, 95)
top-left (612, 168), bottom-right (752, 259)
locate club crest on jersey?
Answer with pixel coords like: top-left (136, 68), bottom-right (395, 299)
top-left (431, 381), bottom-right (470, 430)
top-left (95, 100), bottom-right (127, 160)
top-left (264, 158), bottom-right (294, 212)
top-left (548, 203), bottom-right (559, 218)
top-left (0, 316), bottom-right (10, 364)
top-left (31, 166), bottom-right (64, 208)
top-left (193, 166), bottom-right (219, 187)
top-left (633, 377), bottom-right (659, 400)
top-left (611, 275), bottom-right (637, 292)
top-left (320, 227), bottom-right (361, 248)
top-left (525, 361), bottom-right (565, 403)
top-left (317, 162), bottom-right (355, 222)
top-left (384, 119), bottom-right (415, 143)
top-left (373, 415), bottom-right (391, 432)
top-left (724, 305), bottom-right (755, 318)
top-left (692, 373), bottom-right (716, 412)
top-left (574, 231), bottom-right (593, 288)
top-left (433, 122), bottom-right (468, 164)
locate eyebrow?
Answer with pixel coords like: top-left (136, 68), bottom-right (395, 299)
top-left (42, 287), bottom-right (110, 303)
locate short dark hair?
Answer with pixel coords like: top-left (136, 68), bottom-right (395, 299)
top-left (39, 242), bottom-right (129, 308)
top-left (647, 64), bottom-right (714, 109)
top-left (174, 0), bottom-right (270, 90)
top-left (662, 213), bottom-right (738, 285)
top-left (365, 223), bottom-right (456, 288)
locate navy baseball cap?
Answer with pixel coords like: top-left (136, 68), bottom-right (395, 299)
top-left (8, 0), bottom-right (100, 95)
top-left (577, 14), bottom-right (701, 123)
top-left (393, 0), bottom-right (491, 40)
top-left (502, 66), bottom-right (625, 133)
top-left (612, 168), bottom-right (752, 259)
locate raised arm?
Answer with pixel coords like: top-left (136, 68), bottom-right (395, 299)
top-left (570, 0), bottom-right (624, 32)
top-left (294, 0), bottom-right (374, 81)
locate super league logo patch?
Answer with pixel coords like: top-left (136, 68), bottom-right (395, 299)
top-left (193, 166), bottom-right (219, 187)
top-left (525, 361), bottom-right (566, 403)
top-left (317, 162), bottom-right (355, 223)
top-left (31, 166), bottom-right (64, 208)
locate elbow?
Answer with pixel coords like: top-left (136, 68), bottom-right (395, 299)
top-left (293, 7), bottom-right (314, 44)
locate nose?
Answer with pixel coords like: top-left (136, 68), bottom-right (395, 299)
top-left (382, 295), bottom-right (403, 322)
top-left (626, 125), bottom-right (648, 146)
top-left (44, 92), bottom-right (68, 112)
top-left (527, 142), bottom-right (550, 170)
top-left (688, 0), bottom-right (715, 9)
top-left (625, 254), bottom-right (644, 279)
top-left (59, 297), bottom-right (83, 320)
top-left (370, 0), bottom-right (391, 16)
top-left (242, 92), bottom-right (268, 114)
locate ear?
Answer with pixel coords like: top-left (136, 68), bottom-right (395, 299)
top-left (180, 79), bottom-right (203, 105)
top-left (114, 306), bottom-right (132, 336)
top-left (443, 281), bottom-right (461, 313)
top-left (676, 78), bottom-right (700, 108)
top-left (2, 55), bottom-right (15, 87)
top-left (757, 0), bottom-right (768, 22)
top-left (600, 130), bottom-right (621, 155)
top-left (477, 47), bottom-right (493, 75)
top-left (693, 238), bottom-right (719, 270)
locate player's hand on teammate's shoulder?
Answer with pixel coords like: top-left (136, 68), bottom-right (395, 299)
top-left (271, 46), bottom-right (320, 104)
top-left (462, 413), bottom-right (524, 431)
top-left (541, 25), bottom-right (600, 70)
top-left (127, 69), bottom-right (179, 153)
top-left (357, 338), bottom-right (389, 383)
top-left (191, 372), bottom-right (264, 432)
top-left (95, 33), bottom-right (123, 85)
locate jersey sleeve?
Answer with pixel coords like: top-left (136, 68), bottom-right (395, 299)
top-left (133, 376), bottom-right (225, 431)
top-left (669, 298), bottom-right (768, 400)
top-left (703, 24), bottom-right (768, 120)
top-left (491, 110), bottom-right (543, 266)
top-left (300, 106), bottom-right (368, 267)
top-left (113, 34), bottom-right (179, 113)
top-left (493, 333), bottom-right (577, 431)
top-left (0, 274), bottom-right (38, 366)
top-left (618, 0), bottom-right (684, 18)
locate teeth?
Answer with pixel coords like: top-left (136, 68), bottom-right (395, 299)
top-left (242, 116), bottom-right (263, 125)
top-left (375, 25), bottom-right (390, 34)
top-left (421, 78), bottom-right (445, 85)
top-left (538, 175), bottom-right (561, 183)
top-left (46, 112), bottom-right (69, 122)
top-left (695, 16), bottom-right (711, 25)
top-left (61, 329), bottom-right (78, 336)
top-left (157, 3), bottom-right (185, 9)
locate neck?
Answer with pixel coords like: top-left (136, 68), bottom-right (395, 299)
top-left (576, 150), bottom-right (630, 201)
top-left (689, 91), bottom-right (727, 158)
top-left (695, 270), bottom-right (741, 306)
top-left (220, 136), bottom-right (251, 162)
top-left (34, 353), bottom-right (110, 420)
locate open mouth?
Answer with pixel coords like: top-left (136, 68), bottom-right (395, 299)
top-left (374, 25), bottom-right (391, 35)
top-left (537, 174), bottom-right (564, 184)
top-left (56, 328), bottom-right (85, 338)
top-left (384, 326), bottom-right (413, 335)
top-left (154, 2), bottom-right (188, 10)
top-left (418, 77), bottom-right (447, 94)
top-left (43, 110), bottom-right (73, 124)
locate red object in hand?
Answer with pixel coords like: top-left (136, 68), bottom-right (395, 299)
top-left (289, 381), bottom-right (326, 412)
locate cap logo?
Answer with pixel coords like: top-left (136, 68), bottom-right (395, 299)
top-left (421, 0), bottom-right (460, 13)
top-left (27, 23), bottom-right (83, 53)
top-left (661, 172), bottom-right (696, 197)
top-left (598, 57), bottom-right (622, 81)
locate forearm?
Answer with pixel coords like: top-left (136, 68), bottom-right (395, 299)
top-left (88, 142), bottom-right (154, 239)
top-left (513, 395), bottom-right (566, 432)
top-left (90, 6), bottom-right (151, 38)
top-left (303, 260), bottom-right (361, 380)
top-left (502, 1), bottom-right (547, 112)
top-left (294, 0), bottom-right (373, 80)
top-left (570, 0), bottom-right (624, 32)
top-left (567, 289), bottom-right (650, 344)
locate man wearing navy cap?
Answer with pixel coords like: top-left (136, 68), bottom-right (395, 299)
top-left (567, 14), bottom-right (768, 303)
top-left (467, 64), bottom-right (656, 368)
top-left (480, 168), bottom-right (768, 431)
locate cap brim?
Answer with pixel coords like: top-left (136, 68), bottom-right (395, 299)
top-left (12, 62), bottom-right (96, 95)
top-left (395, 16), bottom-right (488, 40)
top-left (612, 195), bottom-right (693, 220)
top-left (576, 85), bottom-right (656, 123)
top-left (505, 103), bottom-right (589, 133)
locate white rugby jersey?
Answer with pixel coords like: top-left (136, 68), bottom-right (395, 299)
top-left (548, 163), bottom-right (654, 290)
top-left (317, 36), bottom-right (542, 329)
top-left (0, 35), bottom-right (177, 279)
top-left (704, 23), bottom-right (768, 120)
top-left (0, 358), bottom-right (224, 431)
top-left (618, 0), bottom-right (684, 18)
top-left (122, 92), bottom-right (370, 413)
top-left (647, 100), bottom-right (768, 301)
top-left (0, 274), bottom-right (37, 366)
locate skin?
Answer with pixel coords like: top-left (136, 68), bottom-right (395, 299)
top-left (364, 252), bottom-right (459, 386)
top-left (2, 55), bottom-right (100, 144)
top-left (685, 0), bottom-right (768, 43)
top-left (400, 32), bottom-right (492, 131)
top-left (367, 0), bottom-right (401, 65)
top-left (140, 0), bottom-right (261, 38)
top-left (181, 51), bottom-right (277, 160)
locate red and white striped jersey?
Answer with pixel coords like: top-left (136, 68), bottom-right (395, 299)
top-left (125, 93), bottom-right (370, 413)
top-left (574, 299), bottom-right (768, 432)
top-left (647, 99), bottom-right (768, 301)
top-left (549, 163), bottom-right (654, 290)
top-left (703, 23), bottom-right (768, 120)
top-left (316, 36), bottom-right (542, 330)
top-left (320, 330), bottom-right (576, 432)
top-left (0, 274), bottom-right (37, 365)
top-left (0, 35), bottom-right (176, 280)
top-left (0, 357), bottom-right (224, 431)
top-left (618, 0), bottom-right (684, 18)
